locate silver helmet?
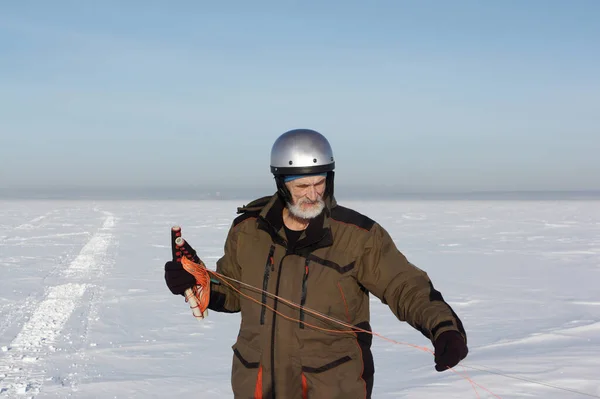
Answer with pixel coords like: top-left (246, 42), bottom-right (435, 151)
top-left (270, 129), bottom-right (335, 176)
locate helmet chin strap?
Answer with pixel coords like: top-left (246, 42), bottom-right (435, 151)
top-left (325, 171), bottom-right (335, 200)
top-left (274, 175), bottom-right (292, 204)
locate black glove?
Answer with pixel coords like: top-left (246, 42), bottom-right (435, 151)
top-left (164, 261), bottom-right (196, 295)
top-left (433, 330), bottom-right (468, 372)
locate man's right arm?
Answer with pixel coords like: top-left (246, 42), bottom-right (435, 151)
top-left (208, 222), bottom-right (242, 313)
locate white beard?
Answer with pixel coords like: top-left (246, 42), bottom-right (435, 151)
top-left (287, 197), bottom-right (325, 220)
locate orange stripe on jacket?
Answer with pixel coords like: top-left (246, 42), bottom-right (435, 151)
top-left (254, 366), bottom-right (263, 399)
top-left (302, 373), bottom-right (308, 399)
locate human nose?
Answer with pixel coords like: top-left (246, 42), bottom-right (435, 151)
top-left (306, 185), bottom-right (318, 201)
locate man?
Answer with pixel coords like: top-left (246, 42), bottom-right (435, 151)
top-left (165, 129), bottom-right (468, 399)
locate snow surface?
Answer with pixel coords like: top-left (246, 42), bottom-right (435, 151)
top-left (1, 199), bottom-right (599, 398)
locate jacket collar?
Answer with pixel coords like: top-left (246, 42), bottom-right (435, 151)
top-left (257, 193), bottom-right (335, 254)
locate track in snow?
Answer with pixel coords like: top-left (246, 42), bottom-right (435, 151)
top-left (0, 213), bottom-right (116, 397)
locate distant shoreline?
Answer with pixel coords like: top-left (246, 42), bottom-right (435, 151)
top-left (1, 187), bottom-right (600, 201)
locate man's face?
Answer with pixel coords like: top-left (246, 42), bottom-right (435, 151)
top-left (285, 175), bottom-right (326, 219)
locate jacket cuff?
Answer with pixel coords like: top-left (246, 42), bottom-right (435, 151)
top-left (431, 320), bottom-right (466, 343)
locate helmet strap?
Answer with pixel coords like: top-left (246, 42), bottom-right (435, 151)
top-left (275, 175), bottom-right (293, 204)
top-left (325, 171), bottom-right (335, 199)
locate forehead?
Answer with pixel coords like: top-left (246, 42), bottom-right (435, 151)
top-left (288, 175), bottom-right (326, 186)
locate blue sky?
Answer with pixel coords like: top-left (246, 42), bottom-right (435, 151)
top-left (1, 0), bottom-right (599, 195)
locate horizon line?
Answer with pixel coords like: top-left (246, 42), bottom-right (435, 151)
top-left (1, 186), bottom-right (600, 201)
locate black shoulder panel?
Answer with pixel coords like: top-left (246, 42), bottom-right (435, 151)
top-left (330, 205), bottom-right (376, 231)
top-left (233, 195), bottom-right (272, 227)
top-left (236, 195), bottom-right (272, 214)
top-left (233, 212), bottom-right (258, 227)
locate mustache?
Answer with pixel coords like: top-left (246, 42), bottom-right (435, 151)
top-left (298, 197), bottom-right (324, 204)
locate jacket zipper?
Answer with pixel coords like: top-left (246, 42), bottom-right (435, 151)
top-left (299, 258), bottom-right (310, 329)
top-left (260, 245), bottom-right (276, 325)
top-left (270, 253), bottom-right (289, 399)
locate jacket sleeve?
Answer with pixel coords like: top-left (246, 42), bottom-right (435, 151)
top-left (356, 223), bottom-right (466, 344)
top-left (208, 222), bottom-right (242, 313)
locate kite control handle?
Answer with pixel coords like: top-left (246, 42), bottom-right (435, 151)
top-left (171, 226), bottom-right (209, 320)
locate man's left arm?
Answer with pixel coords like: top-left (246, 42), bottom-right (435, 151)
top-left (356, 223), bottom-right (468, 370)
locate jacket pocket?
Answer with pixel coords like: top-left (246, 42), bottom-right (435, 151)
top-left (260, 245), bottom-right (276, 325)
top-left (300, 353), bottom-right (366, 399)
top-left (299, 258), bottom-right (310, 329)
top-left (302, 355), bottom-right (351, 374)
top-left (231, 341), bottom-right (264, 399)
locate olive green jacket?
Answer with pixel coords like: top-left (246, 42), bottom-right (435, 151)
top-left (208, 194), bottom-right (466, 399)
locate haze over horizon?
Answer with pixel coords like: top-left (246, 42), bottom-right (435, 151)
top-left (1, 1), bottom-right (599, 196)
